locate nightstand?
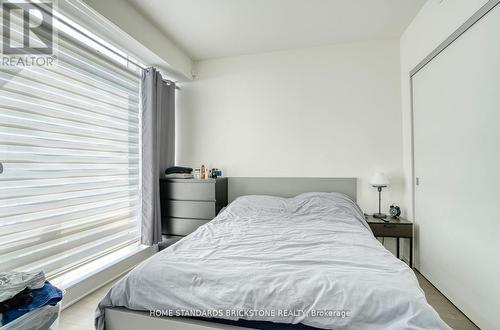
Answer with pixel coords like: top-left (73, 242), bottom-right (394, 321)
top-left (366, 215), bottom-right (413, 267)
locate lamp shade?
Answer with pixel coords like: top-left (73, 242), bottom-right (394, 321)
top-left (370, 172), bottom-right (389, 187)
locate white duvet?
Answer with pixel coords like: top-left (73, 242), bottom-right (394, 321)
top-left (96, 192), bottom-right (449, 330)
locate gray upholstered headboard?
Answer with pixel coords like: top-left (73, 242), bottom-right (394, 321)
top-left (228, 177), bottom-right (357, 202)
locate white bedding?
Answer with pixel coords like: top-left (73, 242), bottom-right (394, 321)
top-left (96, 192), bottom-right (449, 329)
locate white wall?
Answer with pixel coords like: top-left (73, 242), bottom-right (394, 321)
top-left (177, 39), bottom-right (404, 219)
top-left (400, 0), bottom-right (489, 220)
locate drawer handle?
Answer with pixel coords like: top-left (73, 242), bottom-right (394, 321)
top-left (383, 224), bottom-right (396, 228)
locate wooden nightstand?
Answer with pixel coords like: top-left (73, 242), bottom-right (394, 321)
top-left (366, 215), bottom-right (414, 267)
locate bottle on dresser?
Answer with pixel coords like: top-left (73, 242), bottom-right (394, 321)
top-left (200, 165), bottom-right (205, 179)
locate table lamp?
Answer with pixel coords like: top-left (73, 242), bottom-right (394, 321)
top-left (370, 172), bottom-right (389, 219)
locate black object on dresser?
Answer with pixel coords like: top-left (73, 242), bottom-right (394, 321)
top-left (366, 215), bottom-right (414, 267)
top-left (160, 178), bottom-right (228, 236)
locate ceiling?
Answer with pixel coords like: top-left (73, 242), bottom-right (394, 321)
top-left (126, 0), bottom-right (426, 61)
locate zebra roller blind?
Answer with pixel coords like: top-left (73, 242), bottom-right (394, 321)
top-left (0, 3), bottom-right (142, 278)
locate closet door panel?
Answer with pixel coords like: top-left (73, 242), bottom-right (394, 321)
top-left (413, 5), bottom-right (500, 329)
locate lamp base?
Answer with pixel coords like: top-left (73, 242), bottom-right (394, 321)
top-left (373, 213), bottom-right (387, 219)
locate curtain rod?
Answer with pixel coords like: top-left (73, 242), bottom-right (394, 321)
top-left (31, 1), bottom-right (181, 90)
top-left (163, 79), bottom-right (181, 90)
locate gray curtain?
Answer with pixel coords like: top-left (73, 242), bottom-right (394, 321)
top-left (141, 67), bottom-right (175, 245)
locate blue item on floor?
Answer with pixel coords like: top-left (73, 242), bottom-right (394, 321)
top-left (2, 281), bottom-right (62, 325)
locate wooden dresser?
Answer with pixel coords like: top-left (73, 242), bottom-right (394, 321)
top-left (160, 178), bottom-right (228, 236)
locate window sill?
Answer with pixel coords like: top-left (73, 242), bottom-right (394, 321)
top-left (52, 242), bottom-right (157, 309)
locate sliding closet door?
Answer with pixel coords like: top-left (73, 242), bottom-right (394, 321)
top-left (412, 4), bottom-right (500, 329)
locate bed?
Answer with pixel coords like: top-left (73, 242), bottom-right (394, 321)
top-left (95, 179), bottom-right (449, 330)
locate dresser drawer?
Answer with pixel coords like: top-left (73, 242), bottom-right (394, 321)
top-left (369, 223), bottom-right (413, 238)
top-left (163, 200), bottom-right (215, 219)
top-left (162, 181), bottom-right (215, 201)
top-left (162, 217), bottom-right (210, 236)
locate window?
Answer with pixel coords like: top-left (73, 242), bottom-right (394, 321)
top-left (0, 2), bottom-right (142, 279)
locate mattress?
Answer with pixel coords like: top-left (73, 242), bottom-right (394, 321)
top-left (96, 192), bottom-right (449, 330)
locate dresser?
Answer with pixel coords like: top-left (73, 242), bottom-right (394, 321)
top-left (160, 178), bottom-right (228, 236)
